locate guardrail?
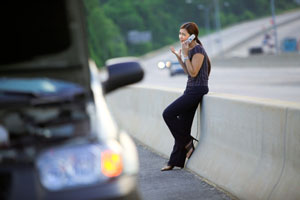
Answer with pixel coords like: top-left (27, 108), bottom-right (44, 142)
top-left (106, 85), bottom-right (300, 200)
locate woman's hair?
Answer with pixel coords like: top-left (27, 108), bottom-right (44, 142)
top-left (180, 22), bottom-right (211, 76)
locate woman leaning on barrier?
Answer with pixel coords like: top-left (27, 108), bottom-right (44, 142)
top-left (161, 22), bottom-right (211, 171)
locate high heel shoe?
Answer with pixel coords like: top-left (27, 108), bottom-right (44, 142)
top-left (185, 136), bottom-right (199, 159)
top-left (161, 165), bottom-right (174, 171)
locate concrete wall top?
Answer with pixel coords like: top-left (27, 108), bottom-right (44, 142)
top-left (106, 85), bottom-right (300, 200)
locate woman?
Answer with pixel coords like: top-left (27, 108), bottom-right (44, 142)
top-left (161, 22), bottom-right (211, 171)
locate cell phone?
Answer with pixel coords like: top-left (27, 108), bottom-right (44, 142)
top-left (181, 34), bottom-right (195, 61)
top-left (186, 34), bottom-right (195, 44)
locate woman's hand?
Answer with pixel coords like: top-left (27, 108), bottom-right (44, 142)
top-left (170, 46), bottom-right (187, 74)
top-left (170, 46), bottom-right (181, 59)
top-left (181, 41), bottom-right (189, 57)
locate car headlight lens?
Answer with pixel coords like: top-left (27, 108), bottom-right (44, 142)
top-left (157, 61), bottom-right (166, 69)
top-left (36, 144), bottom-right (123, 191)
top-left (166, 61), bottom-right (172, 68)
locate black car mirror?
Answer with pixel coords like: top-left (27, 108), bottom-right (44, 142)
top-left (102, 61), bottom-right (144, 95)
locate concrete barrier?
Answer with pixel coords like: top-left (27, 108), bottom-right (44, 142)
top-left (268, 104), bottom-right (300, 200)
top-left (106, 85), bottom-right (198, 157)
top-left (106, 85), bottom-right (300, 200)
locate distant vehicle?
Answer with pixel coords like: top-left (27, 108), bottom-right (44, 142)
top-left (281, 37), bottom-right (298, 52)
top-left (249, 47), bottom-right (264, 55)
top-left (157, 61), bottom-right (185, 76)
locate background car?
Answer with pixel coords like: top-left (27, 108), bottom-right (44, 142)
top-left (0, 1), bottom-right (143, 200)
top-left (157, 61), bottom-right (185, 76)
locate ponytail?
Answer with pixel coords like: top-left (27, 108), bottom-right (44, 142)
top-left (207, 56), bottom-right (211, 77)
top-left (195, 37), bottom-right (202, 46)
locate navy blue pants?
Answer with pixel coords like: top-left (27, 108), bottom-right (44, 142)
top-left (162, 86), bottom-right (208, 168)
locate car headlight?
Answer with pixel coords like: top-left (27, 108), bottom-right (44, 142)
top-left (157, 61), bottom-right (166, 69)
top-left (165, 61), bottom-right (172, 68)
top-left (36, 143), bottom-right (123, 191)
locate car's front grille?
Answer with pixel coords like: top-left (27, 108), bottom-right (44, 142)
top-left (0, 171), bottom-right (12, 200)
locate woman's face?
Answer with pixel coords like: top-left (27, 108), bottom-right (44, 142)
top-left (179, 29), bottom-right (190, 43)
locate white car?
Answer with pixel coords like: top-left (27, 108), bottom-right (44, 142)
top-left (0, 1), bottom-right (143, 200)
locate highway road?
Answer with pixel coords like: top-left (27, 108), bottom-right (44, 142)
top-left (152, 10), bottom-right (300, 58)
top-left (138, 63), bottom-right (300, 103)
top-left (137, 10), bottom-right (300, 103)
top-left (228, 15), bottom-right (300, 57)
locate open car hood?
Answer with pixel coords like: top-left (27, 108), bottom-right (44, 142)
top-left (0, 0), bottom-right (91, 92)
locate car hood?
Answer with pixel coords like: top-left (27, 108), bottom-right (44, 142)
top-left (0, 1), bottom-right (91, 92)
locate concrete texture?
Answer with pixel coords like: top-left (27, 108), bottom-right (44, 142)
top-left (106, 86), bottom-right (300, 200)
top-left (268, 104), bottom-right (300, 200)
top-left (188, 93), bottom-right (287, 200)
top-left (106, 85), bottom-right (194, 158)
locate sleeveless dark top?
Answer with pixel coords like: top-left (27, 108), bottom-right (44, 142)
top-left (186, 44), bottom-right (209, 87)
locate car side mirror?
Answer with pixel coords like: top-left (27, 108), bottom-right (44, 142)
top-left (102, 61), bottom-right (144, 95)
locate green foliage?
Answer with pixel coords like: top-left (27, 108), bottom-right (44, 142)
top-left (241, 10), bottom-right (256, 21)
top-left (84, 0), bottom-right (300, 67)
top-left (84, 0), bottom-right (127, 67)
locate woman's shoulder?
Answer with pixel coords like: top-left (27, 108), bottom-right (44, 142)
top-left (192, 44), bottom-right (205, 54)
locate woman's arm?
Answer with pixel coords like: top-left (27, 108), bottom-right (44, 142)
top-left (181, 42), bottom-right (204, 77)
top-left (170, 47), bottom-right (188, 74)
top-left (184, 53), bottom-right (204, 77)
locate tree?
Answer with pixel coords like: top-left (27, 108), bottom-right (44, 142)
top-left (84, 0), bottom-right (300, 64)
top-left (84, 0), bottom-right (127, 67)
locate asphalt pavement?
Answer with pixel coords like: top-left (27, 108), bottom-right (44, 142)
top-left (135, 140), bottom-right (235, 200)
